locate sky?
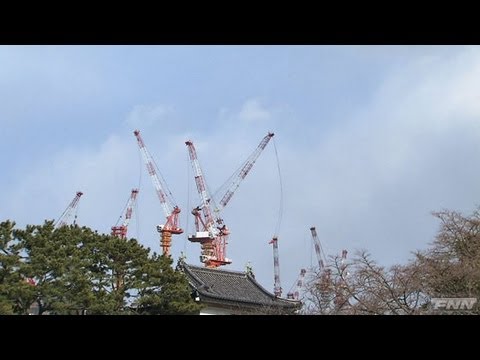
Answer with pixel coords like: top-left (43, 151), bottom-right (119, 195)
top-left (2, 45), bottom-right (480, 296)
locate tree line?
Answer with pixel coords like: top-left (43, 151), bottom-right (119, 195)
top-left (4, 206), bottom-right (480, 315)
top-left (0, 220), bottom-right (201, 315)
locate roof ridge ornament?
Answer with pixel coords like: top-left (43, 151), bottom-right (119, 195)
top-left (176, 252), bottom-right (187, 270)
top-left (245, 261), bottom-right (254, 278)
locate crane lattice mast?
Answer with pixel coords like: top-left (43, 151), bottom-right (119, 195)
top-left (334, 249), bottom-right (349, 309)
top-left (111, 188), bottom-right (139, 239)
top-left (54, 191), bottom-right (83, 228)
top-left (269, 236), bottom-right (282, 297)
top-left (134, 130), bottom-right (182, 256)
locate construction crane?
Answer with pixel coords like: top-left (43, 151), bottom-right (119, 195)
top-left (310, 228), bottom-right (349, 309)
top-left (310, 226), bottom-right (328, 271)
top-left (334, 249), bottom-right (349, 309)
top-left (287, 268), bottom-right (307, 300)
top-left (185, 140), bottom-right (231, 268)
top-left (310, 226), bottom-right (333, 295)
top-left (54, 191), bottom-right (83, 228)
top-left (134, 130), bottom-right (182, 257)
top-left (111, 189), bottom-right (139, 239)
top-left (214, 132), bottom-right (274, 211)
top-left (269, 236), bottom-right (282, 297)
top-left (185, 133), bottom-right (274, 268)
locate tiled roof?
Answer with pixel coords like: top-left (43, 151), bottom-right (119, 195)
top-left (179, 262), bottom-right (300, 312)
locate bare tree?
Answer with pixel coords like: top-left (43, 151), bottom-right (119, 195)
top-left (413, 209), bottom-right (480, 314)
top-left (303, 251), bottom-right (428, 315)
top-left (303, 208), bottom-right (480, 315)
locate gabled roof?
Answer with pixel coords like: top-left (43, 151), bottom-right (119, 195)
top-left (179, 262), bottom-right (300, 313)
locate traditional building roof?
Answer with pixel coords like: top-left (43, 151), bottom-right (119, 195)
top-left (179, 262), bottom-right (301, 314)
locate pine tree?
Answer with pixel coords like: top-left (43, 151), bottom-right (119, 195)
top-left (1, 220), bottom-right (202, 315)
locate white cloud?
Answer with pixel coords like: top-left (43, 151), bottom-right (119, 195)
top-left (4, 134), bottom-right (139, 232)
top-left (126, 104), bottom-right (174, 128)
top-left (238, 99), bottom-right (272, 123)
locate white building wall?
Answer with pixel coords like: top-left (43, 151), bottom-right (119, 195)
top-left (199, 306), bottom-right (232, 315)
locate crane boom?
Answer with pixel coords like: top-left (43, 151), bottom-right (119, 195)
top-left (134, 130), bottom-right (182, 256)
top-left (54, 191), bottom-right (83, 228)
top-left (215, 132), bottom-right (274, 211)
top-left (185, 140), bottom-right (217, 235)
top-left (287, 268), bottom-right (307, 300)
top-left (111, 189), bottom-right (139, 239)
top-left (185, 140), bottom-right (231, 267)
top-left (134, 130), bottom-right (173, 217)
top-left (310, 226), bottom-right (328, 270)
top-left (269, 237), bottom-right (282, 297)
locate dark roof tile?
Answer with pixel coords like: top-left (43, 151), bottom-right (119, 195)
top-left (180, 262), bottom-right (300, 310)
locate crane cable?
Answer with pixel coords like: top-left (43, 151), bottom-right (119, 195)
top-left (135, 145), bottom-right (143, 241)
top-left (273, 137), bottom-right (283, 237)
top-left (151, 153), bottom-right (178, 208)
top-left (184, 150), bottom-right (191, 255)
top-left (211, 151), bottom-right (245, 203)
top-left (114, 195), bottom-right (131, 227)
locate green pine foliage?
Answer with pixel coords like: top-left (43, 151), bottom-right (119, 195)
top-left (0, 220), bottom-right (201, 315)
top-left (136, 255), bottom-right (202, 315)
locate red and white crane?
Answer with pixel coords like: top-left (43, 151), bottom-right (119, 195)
top-left (185, 140), bottom-right (230, 268)
top-left (269, 236), bottom-right (282, 297)
top-left (134, 130), bottom-right (182, 257)
top-left (185, 132), bottom-right (274, 268)
top-left (310, 226), bottom-right (333, 294)
top-left (334, 249), bottom-right (349, 309)
top-left (215, 132), bottom-right (274, 211)
top-left (310, 226), bottom-right (328, 271)
top-left (310, 227), bottom-right (349, 306)
top-left (54, 191), bottom-right (83, 228)
top-left (111, 188), bottom-right (139, 239)
top-left (287, 268), bottom-right (307, 300)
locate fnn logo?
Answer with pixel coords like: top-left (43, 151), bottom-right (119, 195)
top-left (431, 298), bottom-right (477, 310)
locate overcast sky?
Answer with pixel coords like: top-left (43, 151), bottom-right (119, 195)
top-left (2, 45), bottom-right (480, 295)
